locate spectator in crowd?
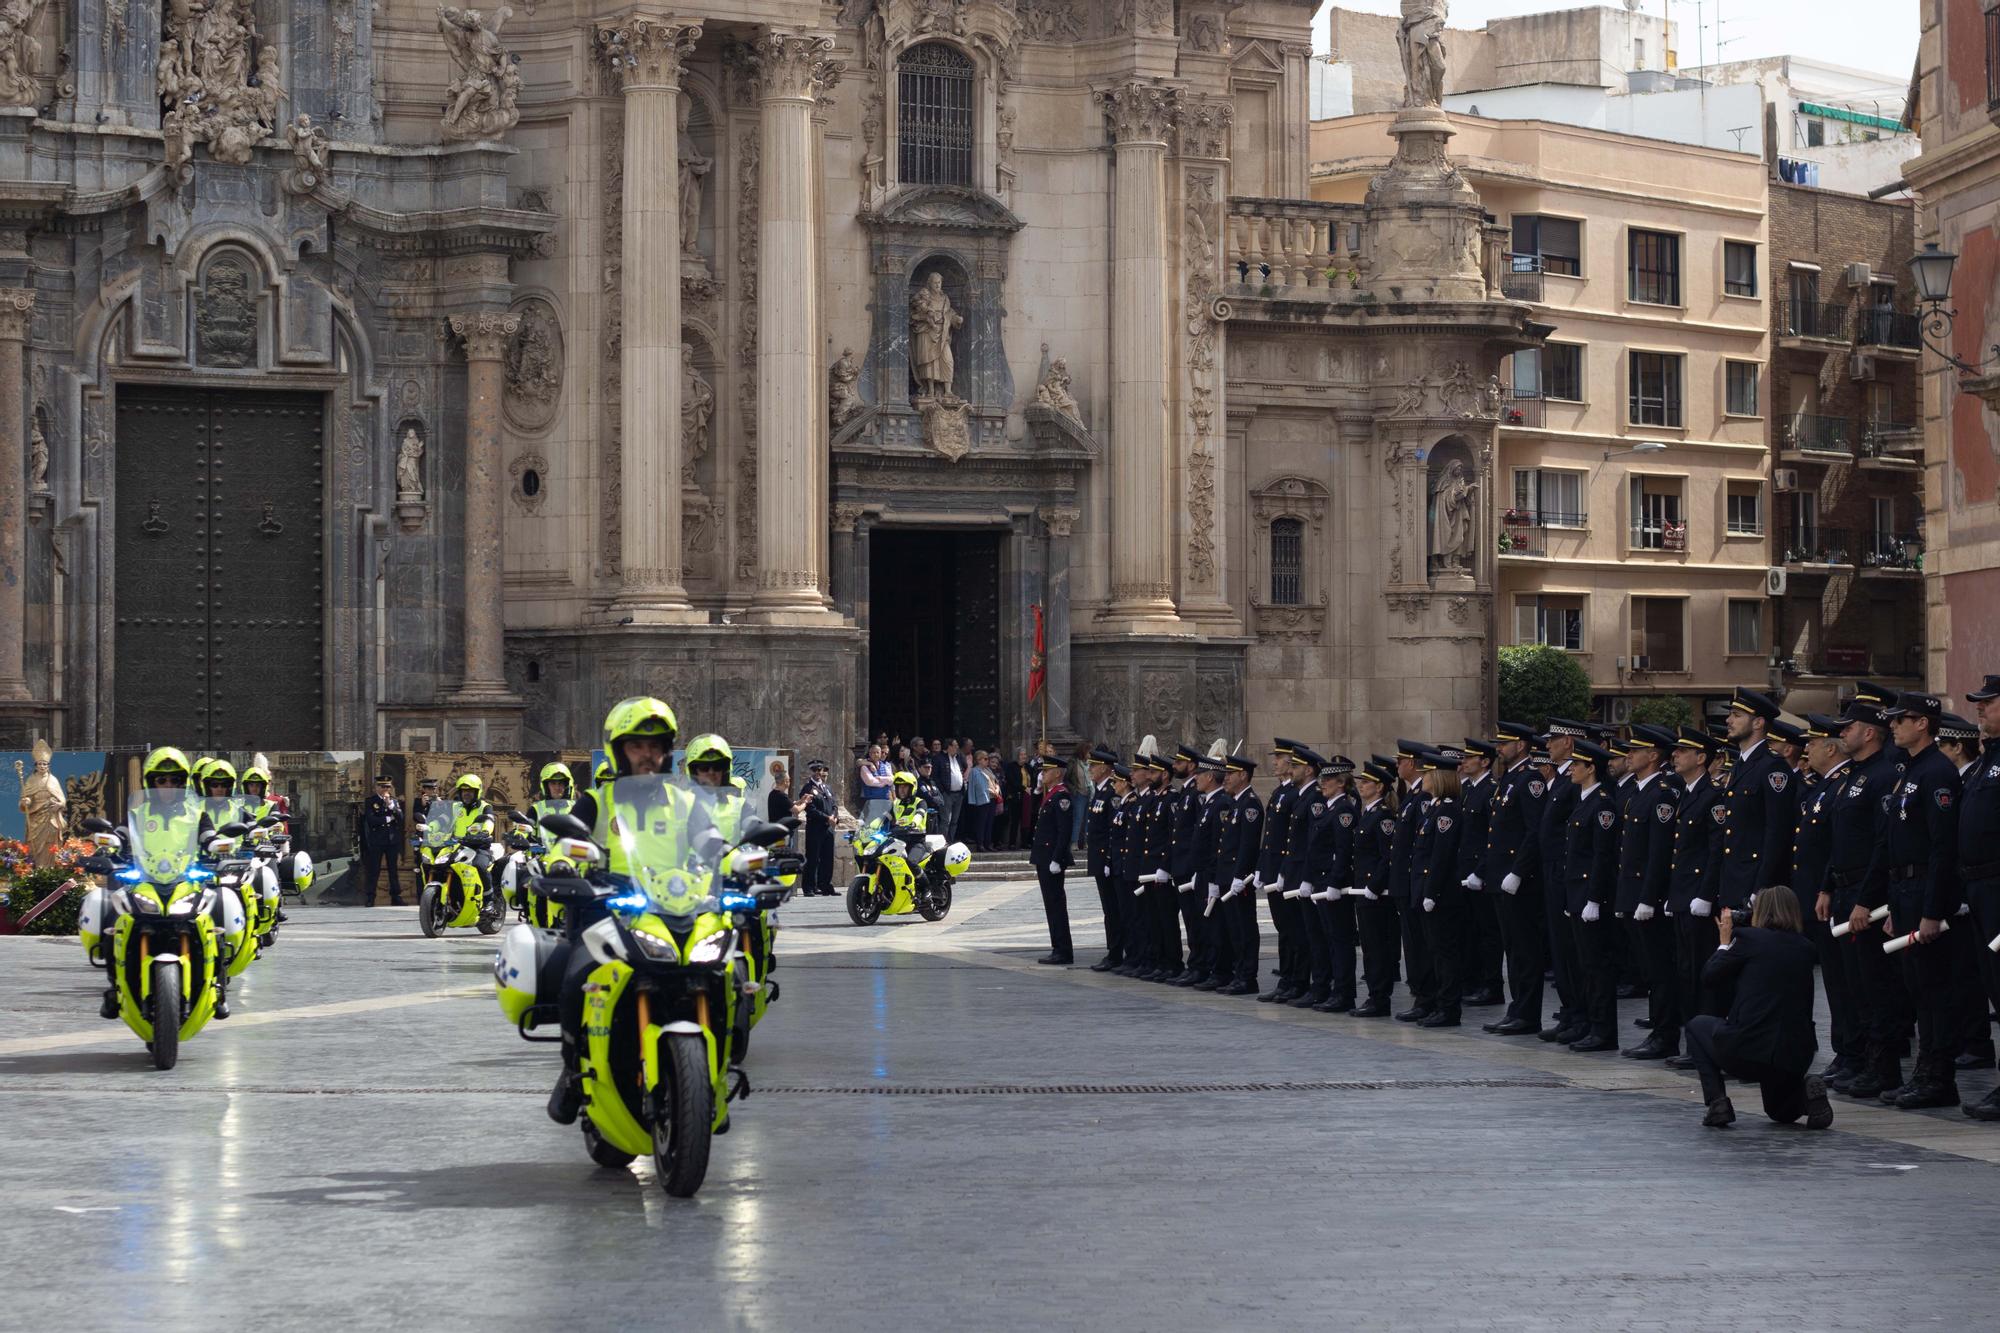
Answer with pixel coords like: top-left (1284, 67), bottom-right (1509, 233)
top-left (938, 739), bottom-right (968, 841)
top-left (1012, 747), bottom-right (1037, 848)
top-left (766, 761), bottom-right (795, 847)
top-left (1685, 886), bottom-right (1834, 1130)
top-left (857, 744), bottom-right (892, 825)
top-left (966, 748), bottom-right (995, 851)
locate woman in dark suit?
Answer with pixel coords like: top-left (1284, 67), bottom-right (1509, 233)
top-left (1685, 885), bottom-right (1834, 1130)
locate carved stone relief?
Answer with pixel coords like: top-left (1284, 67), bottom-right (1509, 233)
top-left (438, 4), bottom-right (521, 142)
top-left (195, 257), bottom-right (258, 368)
top-left (503, 298), bottom-right (562, 432)
top-left (0, 0), bottom-right (54, 108)
top-left (508, 450), bottom-right (548, 514)
top-left (159, 0), bottom-right (281, 172)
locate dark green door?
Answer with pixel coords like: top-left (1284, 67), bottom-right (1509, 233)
top-left (114, 387), bottom-right (325, 749)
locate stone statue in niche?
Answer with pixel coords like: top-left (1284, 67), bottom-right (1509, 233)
top-left (1035, 355), bottom-right (1081, 424)
top-left (677, 99), bottom-right (711, 259)
top-left (27, 417), bottom-right (49, 493)
top-left (0, 0), bottom-right (47, 107)
top-left (909, 273), bottom-right (963, 403)
top-left (396, 427), bottom-right (425, 498)
top-left (681, 347), bottom-right (713, 485)
top-left (828, 346), bottom-right (863, 428)
top-left (1397, 0), bottom-right (1449, 109)
top-left (196, 261), bottom-right (257, 367)
top-left (1429, 459), bottom-right (1476, 574)
top-left (437, 4), bottom-right (520, 141)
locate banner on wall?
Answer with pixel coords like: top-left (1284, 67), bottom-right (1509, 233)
top-left (0, 750), bottom-right (113, 841)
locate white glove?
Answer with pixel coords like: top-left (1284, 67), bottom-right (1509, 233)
top-left (1361, 887), bottom-right (1379, 902)
top-left (1463, 874), bottom-right (1483, 891)
top-left (1048, 860), bottom-right (1062, 875)
top-left (1422, 897), bottom-right (1436, 913)
top-left (1501, 873), bottom-right (1521, 895)
top-left (1203, 886), bottom-right (1219, 917)
top-left (1229, 877), bottom-right (1246, 893)
top-left (1690, 898), bottom-right (1712, 918)
top-left (1956, 901), bottom-right (1972, 917)
top-left (1152, 871), bottom-right (1172, 885)
top-left (1300, 881), bottom-right (1316, 898)
top-left (1250, 873), bottom-right (1263, 890)
top-left (1581, 901), bottom-right (1601, 923)
top-left (1311, 889), bottom-right (1339, 902)
top-left (1633, 903), bottom-right (1656, 923)
top-left (1177, 880), bottom-right (1196, 895)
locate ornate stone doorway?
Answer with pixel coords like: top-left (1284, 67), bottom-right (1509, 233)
top-left (866, 528), bottom-right (1000, 745)
top-left (112, 386), bottom-right (326, 749)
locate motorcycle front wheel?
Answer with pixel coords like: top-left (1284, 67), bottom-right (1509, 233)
top-left (582, 1120), bottom-right (636, 1169)
top-left (653, 1032), bottom-right (713, 1199)
top-left (846, 878), bottom-right (881, 926)
top-left (149, 960), bottom-right (181, 1071)
top-left (418, 884), bottom-right (443, 938)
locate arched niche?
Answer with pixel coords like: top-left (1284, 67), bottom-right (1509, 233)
top-left (1425, 435), bottom-right (1479, 581)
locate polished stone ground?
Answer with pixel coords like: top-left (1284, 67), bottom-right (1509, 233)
top-left (5, 877), bottom-right (1999, 1331)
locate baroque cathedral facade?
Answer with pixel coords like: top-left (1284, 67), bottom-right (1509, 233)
top-left (0, 0), bottom-right (1530, 761)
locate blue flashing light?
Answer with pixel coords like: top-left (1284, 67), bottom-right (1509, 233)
top-left (718, 892), bottom-right (757, 913)
top-left (605, 891), bottom-right (650, 914)
top-left (184, 867), bottom-right (214, 882)
top-left (115, 867), bottom-right (145, 883)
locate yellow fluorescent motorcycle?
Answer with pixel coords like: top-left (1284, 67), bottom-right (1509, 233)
top-left (843, 823), bottom-right (970, 926)
top-left (76, 793), bottom-right (247, 1070)
top-left (493, 775), bottom-right (792, 1199)
top-left (417, 808), bottom-right (503, 938)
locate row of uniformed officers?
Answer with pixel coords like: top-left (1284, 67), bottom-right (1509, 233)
top-left (1055, 676), bottom-right (2000, 1120)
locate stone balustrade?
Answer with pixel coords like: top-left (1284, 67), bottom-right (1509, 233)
top-left (1226, 197), bottom-right (1369, 298)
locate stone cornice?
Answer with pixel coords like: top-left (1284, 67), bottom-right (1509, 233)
top-left (594, 15), bottom-right (703, 92)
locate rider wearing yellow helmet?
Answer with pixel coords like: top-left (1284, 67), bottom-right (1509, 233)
top-left (885, 769), bottom-right (931, 840)
top-left (685, 733), bottom-right (745, 840)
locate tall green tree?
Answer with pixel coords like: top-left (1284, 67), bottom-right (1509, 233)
top-left (1497, 644), bottom-right (1593, 726)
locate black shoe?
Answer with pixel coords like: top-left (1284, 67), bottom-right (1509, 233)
top-left (1622, 1036), bottom-right (1677, 1061)
top-left (1312, 997), bottom-right (1355, 1014)
top-left (1464, 988), bottom-right (1505, 1007)
top-left (1895, 1075), bottom-right (1962, 1111)
top-left (1537, 1023), bottom-right (1568, 1042)
top-left (1258, 987), bottom-right (1295, 1004)
top-left (1486, 1017), bottom-right (1539, 1035)
top-left (1551, 1023), bottom-right (1589, 1045)
top-left (1193, 975), bottom-right (1227, 992)
top-left (1418, 1011), bottom-right (1461, 1028)
top-left (1220, 980), bottom-right (1259, 996)
top-left (1112, 963), bottom-right (1143, 978)
top-left (99, 991), bottom-right (118, 1020)
top-left (1089, 956), bottom-right (1121, 973)
top-left (1394, 1005), bottom-right (1433, 1023)
top-left (548, 1069), bottom-right (582, 1125)
top-left (1350, 1000), bottom-right (1391, 1018)
top-left (388, 898), bottom-right (405, 908)
top-left (1804, 1076), bottom-right (1834, 1130)
top-left (1632, 1017), bottom-right (1654, 1030)
top-left (1663, 1054), bottom-right (1696, 1071)
top-left (1289, 989), bottom-right (1330, 1009)
top-left (1616, 983), bottom-right (1648, 999)
top-left (1569, 1034), bottom-right (1618, 1053)
top-left (1169, 972), bottom-right (1208, 988)
top-left (1844, 1060), bottom-right (1899, 1100)
top-left (275, 909), bottom-right (290, 923)
top-left (1134, 967), bottom-right (1164, 981)
top-left (1964, 1087), bottom-right (2000, 1122)
top-left (1036, 953), bottom-right (1073, 966)
top-left (1703, 1095), bottom-right (1737, 1128)
top-left (1956, 1050), bottom-right (1996, 1071)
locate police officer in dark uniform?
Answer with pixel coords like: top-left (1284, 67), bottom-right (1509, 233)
top-left (1215, 754), bottom-right (1264, 995)
top-left (1538, 721), bottom-right (1590, 1043)
top-left (357, 776), bottom-right (407, 907)
top-left (1304, 756), bottom-right (1360, 1012)
top-left (1181, 756), bottom-right (1230, 989)
top-left (1617, 725), bottom-right (1683, 1059)
top-left (1456, 739), bottom-right (1503, 1007)
top-left (1085, 746), bottom-right (1124, 972)
top-left (1140, 752), bottom-right (1182, 979)
top-left (1959, 674), bottom-right (2000, 1120)
top-left (1168, 744), bottom-right (1214, 986)
top-left (1879, 691), bottom-right (1970, 1109)
top-left (1390, 740), bottom-right (1435, 1022)
top-left (1413, 746), bottom-right (1468, 1028)
top-left (1823, 698), bottom-right (1908, 1099)
top-left (1105, 763), bottom-right (1140, 972)
top-left (1030, 755), bottom-right (1075, 966)
top-left (1280, 746), bottom-right (1331, 1008)
top-left (1257, 740), bottom-right (1304, 1002)
top-left (1662, 726), bottom-right (1726, 1070)
top-left (1713, 688), bottom-right (1795, 919)
top-left (799, 760), bottom-right (838, 896)
top-left (1483, 722), bottom-right (1547, 1036)
top-left (1350, 761), bottom-right (1400, 1017)
top-left (1937, 712), bottom-right (1996, 1073)
top-left (1563, 741), bottom-right (1622, 1052)
top-left (1790, 714), bottom-right (1861, 1081)
top-left (1118, 756), bottom-right (1161, 979)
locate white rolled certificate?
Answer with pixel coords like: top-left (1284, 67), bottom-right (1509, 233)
top-left (1883, 919), bottom-right (1950, 954)
top-left (1830, 905), bottom-right (1889, 939)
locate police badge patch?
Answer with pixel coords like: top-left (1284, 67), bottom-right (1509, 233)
top-left (1597, 809), bottom-right (1616, 829)
top-left (1937, 789), bottom-right (1954, 809)
top-left (1529, 780), bottom-right (1546, 797)
top-left (1768, 772), bottom-right (1789, 793)
top-left (1339, 812), bottom-right (1353, 827)
top-left (1711, 805), bottom-right (1728, 824)
top-left (1656, 803), bottom-right (1674, 823)
top-left (1245, 808), bottom-right (1260, 822)
top-left (1438, 815), bottom-right (1454, 832)
top-left (1311, 803), bottom-right (1325, 816)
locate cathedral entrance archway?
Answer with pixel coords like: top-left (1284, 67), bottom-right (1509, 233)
top-left (113, 386), bottom-right (326, 749)
top-left (866, 528), bottom-right (1000, 746)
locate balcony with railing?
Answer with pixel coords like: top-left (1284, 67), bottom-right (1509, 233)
top-left (1781, 412), bottom-right (1855, 458)
top-left (1501, 393), bottom-right (1544, 428)
top-left (1780, 300), bottom-right (1849, 344)
top-left (1781, 525), bottom-right (1857, 569)
top-left (1226, 198), bottom-right (1371, 300)
top-left (1859, 419), bottom-right (1922, 468)
top-left (1501, 254), bottom-right (1544, 303)
top-left (1855, 308), bottom-right (1921, 352)
top-left (1498, 506), bottom-right (1588, 559)
top-left (1859, 532), bottom-right (1924, 575)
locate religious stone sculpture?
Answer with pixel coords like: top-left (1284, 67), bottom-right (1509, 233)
top-left (677, 98), bottom-right (711, 258)
top-left (283, 113), bottom-right (331, 191)
top-left (681, 348), bottom-right (714, 485)
top-left (16, 739), bottom-right (65, 868)
top-left (1430, 459), bottom-right (1476, 573)
top-left (396, 426), bottom-right (425, 497)
top-left (1035, 355), bottom-right (1081, 423)
top-left (158, 0), bottom-right (280, 171)
top-left (27, 417), bottom-right (48, 493)
top-left (909, 273), bottom-right (962, 402)
top-left (1397, 0), bottom-right (1448, 109)
top-left (437, 5), bottom-right (520, 142)
top-left (0, 0), bottom-right (47, 107)
top-left (828, 346), bottom-right (863, 428)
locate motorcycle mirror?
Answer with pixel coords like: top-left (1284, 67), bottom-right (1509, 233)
top-left (781, 815), bottom-right (802, 832)
top-left (81, 816), bottom-right (116, 835)
top-left (735, 819), bottom-right (792, 849)
top-left (82, 856), bottom-right (115, 875)
top-left (220, 821), bottom-right (250, 837)
top-left (541, 812), bottom-right (591, 841)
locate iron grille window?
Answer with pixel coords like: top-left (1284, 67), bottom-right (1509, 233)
top-left (1270, 518), bottom-right (1304, 606)
top-left (1628, 229), bottom-right (1681, 305)
top-left (898, 43), bottom-right (975, 187)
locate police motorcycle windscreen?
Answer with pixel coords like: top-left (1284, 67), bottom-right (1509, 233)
top-left (422, 808), bottom-right (457, 850)
top-left (127, 789), bottom-right (209, 885)
top-left (605, 772), bottom-right (735, 915)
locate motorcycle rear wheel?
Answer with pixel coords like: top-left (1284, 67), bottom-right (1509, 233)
top-left (846, 878), bottom-right (881, 927)
top-left (582, 1121), bottom-right (636, 1169)
top-left (418, 884), bottom-right (443, 938)
top-left (917, 872), bottom-right (952, 921)
top-left (653, 1032), bottom-right (713, 1199)
top-left (150, 961), bottom-right (181, 1071)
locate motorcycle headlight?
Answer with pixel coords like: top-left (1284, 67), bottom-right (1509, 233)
top-left (115, 866), bottom-right (145, 884)
top-left (168, 895), bottom-right (200, 916)
top-left (685, 929), bottom-right (733, 965)
top-left (630, 929), bottom-right (682, 962)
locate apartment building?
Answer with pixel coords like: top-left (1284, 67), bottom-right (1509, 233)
top-left (1312, 113), bottom-right (1773, 722)
top-left (1768, 183), bottom-right (1924, 713)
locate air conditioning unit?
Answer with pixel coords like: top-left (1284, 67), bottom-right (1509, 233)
top-left (1850, 351), bottom-right (1877, 381)
top-left (1774, 467), bottom-right (1801, 491)
top-left (1632, 655), bottom-right (1652, 671)
top-left (1844, 261), bottom-right (1874, 288)
top-left (1767, 566), bottom-right (1788, 596)
top-left (1608, 696), bottom-right (1635, 725)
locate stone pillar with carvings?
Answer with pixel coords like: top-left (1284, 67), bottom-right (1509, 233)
top-left (830, 503), bottom-right (865, 616)
top-left (1176, 98), bottom-right (1235, 625)
top-left (1039, 505), bottom-right (1080, 739)
top-left (0, 288), bottom-right (32, 704)
top-left (596, 15), bottom-right (704, 624)
top-left (747, 31), bottom-right (841, 625)
top-left (448, 311), bottom-right (521, 705)
top-left (1097, 82), bottom-right (1181, 629)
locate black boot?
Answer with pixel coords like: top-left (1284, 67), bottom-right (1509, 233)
top-left (99, 989), bottom-right (118, 1020)
top-left (1963, 1085), bottom-right (2000, 1122)
top-left (1703, 1095), bottom-right (1737, 1128)
top-left (1894, 1056), bottom-right (1961, 1110)
top-left (548, 1047), bottom-right (583, 1124)
top-left (1844, 1049), bottom-right (1900, 1100)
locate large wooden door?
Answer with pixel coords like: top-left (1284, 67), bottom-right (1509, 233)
top-left (866, 529), bottom-right (1001, 744)
top-left (114, 387), bottom-right (325, 749)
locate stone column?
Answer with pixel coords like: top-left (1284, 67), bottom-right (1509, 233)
top-left (830, 503), bottom-right (865, 616)
top-left (448, 311), bottom-right (520, 702)
top-left (1097, 82), bottom-right (1181, 629)
top-left (1039, 505), bottom-right (1080, 740)
top-left (596, 15), bottom-right (704, 623)
top-left (0, 289), bottom-right (31, 703)
top-left (747, 31), bottom-right (841, 625)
